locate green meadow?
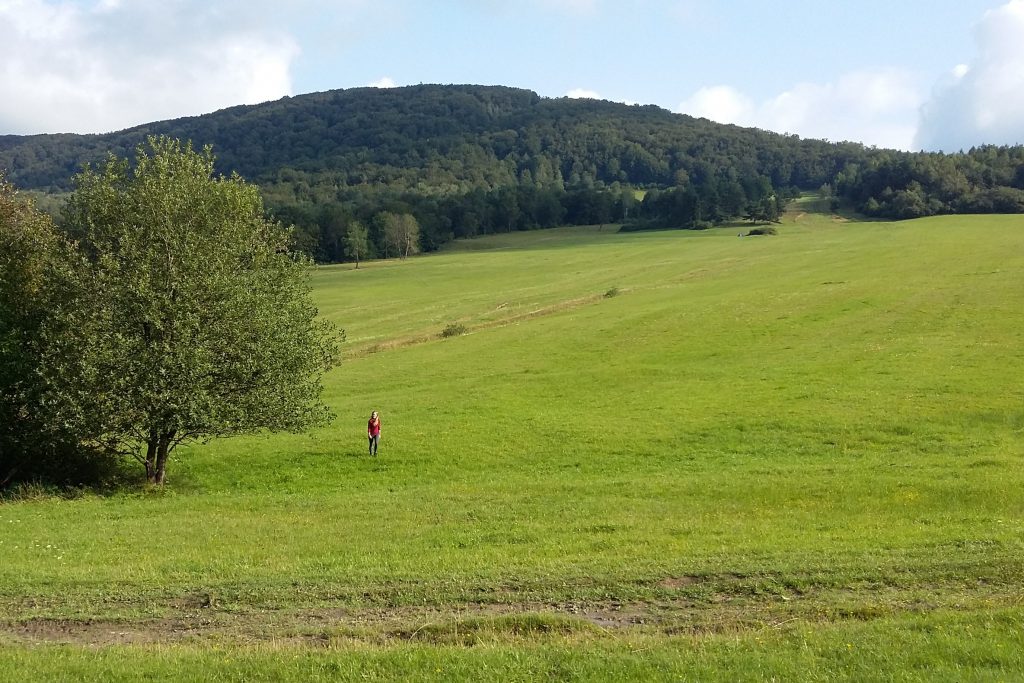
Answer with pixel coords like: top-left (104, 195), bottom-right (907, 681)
top-left (2, 208), bottom-right (1023, 680)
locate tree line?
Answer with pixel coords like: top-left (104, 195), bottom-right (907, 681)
top-left (272, 171), bottom-right (792, 262)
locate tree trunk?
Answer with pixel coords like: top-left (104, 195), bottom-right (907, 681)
top-left (153, 430), bottom-right (175, 486)
top-left (145, 427), bottom-right (159, 483)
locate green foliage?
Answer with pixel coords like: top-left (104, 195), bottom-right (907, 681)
top-left (3, 85), bottom-right (1024, 261)
top-left (835, 145), bottom-right (1024, 218)
top-left (439, 322), bottom-right (468, 338)
top-left (0, 176), bottom-right (121, 488)
top-left (0, 85), bottom-right (879, 260)
top-left (342, 220), bottom-right (369, 268)
top-left (38, 137), bottom-right (341, 484)
top-left (378, 211), bottom-right (421, 259)
top-left (747, 226), bottom-right (778, 236)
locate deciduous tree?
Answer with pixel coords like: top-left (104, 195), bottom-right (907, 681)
top-left (46, 137), bottom-right (341, 485)
top-left (0, 178), bottom-right (66, 484)
top-left (343, 220), bottom-right (369, 268)
top-left (380, 212), bottom-right (421, 260)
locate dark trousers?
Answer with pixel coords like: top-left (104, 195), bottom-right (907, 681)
top-left (368, 434), bottom-right (379, 455)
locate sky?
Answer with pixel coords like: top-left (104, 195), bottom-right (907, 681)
top-left (2, 0), bottom-right (1023, 152)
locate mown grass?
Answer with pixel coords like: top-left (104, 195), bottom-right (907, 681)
top-left (2, 209), bottom-right (1023, 678)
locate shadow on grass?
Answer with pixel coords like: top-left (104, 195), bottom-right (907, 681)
top-left (0, 463), bottom-right (141, 502)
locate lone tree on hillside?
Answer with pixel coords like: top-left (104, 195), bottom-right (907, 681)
top-left (343, 220), bottom-right (369, 268)
top-left (44, 137), bottom-right (341, 485)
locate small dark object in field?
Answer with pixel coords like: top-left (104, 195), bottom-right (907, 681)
top-left (604, 287), bottom-right (620, 298)
top-left (747, 226), bottom-right (778, 236)
top-left (440, 322), bottom-right (468, 338)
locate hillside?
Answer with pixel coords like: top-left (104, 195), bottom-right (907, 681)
top-left (0, 85), bottom-right (850, 192)
top-left (2, 84), bottom-right (1024, 259)
top-left (3, 210), bottom-right (1023, 678)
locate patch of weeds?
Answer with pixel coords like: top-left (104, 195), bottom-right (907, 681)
top-left (604, 287), bottom-right (620, 298)
top-left (440, 322), bottom-right (468, 338)
top-left (747, 226), bottom-right (778, 236)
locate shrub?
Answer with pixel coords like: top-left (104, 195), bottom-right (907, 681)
top-left (604, 287), bottom-right (620, 298)
top-left (747, 226), bottom-right (778, 236)
top-left (440, 322), bottom-right (468, 338)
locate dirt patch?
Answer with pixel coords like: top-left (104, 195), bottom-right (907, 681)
top-left (3, 579), bottom-right (1020, 647)
top-left (658, 576), bottom-right (702, 590)
top-left (9, 617), bottom-right (200, 646)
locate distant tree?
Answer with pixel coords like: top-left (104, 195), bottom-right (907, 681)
top-left (316, 204), bottom-right (352, 262)
top-left (490, 187), bottom-right (520, 232)
top-left (745, 194), bottom-right (782, 224)
top-left (344, 220), bottom-right (369, 268)
top-left (380, 211), bottom-right (421, 259)
top-left (45, 137), bottom-right (341, 485)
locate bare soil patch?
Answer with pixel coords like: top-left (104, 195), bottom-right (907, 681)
top-left (3, 577), bottom-right (1019, 647)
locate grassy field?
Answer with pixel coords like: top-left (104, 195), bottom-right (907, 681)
top-left (2, 207), bottom-right (1023, 680)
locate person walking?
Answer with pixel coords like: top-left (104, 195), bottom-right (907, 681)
top-left (367, 411), bottom-right (381, 456)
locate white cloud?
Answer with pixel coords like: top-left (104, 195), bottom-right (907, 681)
top-left (368, 77), bottom-right (398, 88)
top-left (678, 85), bottom-right (754, 126)
top-left (915, 0), bottom-right (1024, 151)
top-left (678, 69), bottom-right (922, 150)
top-left (566, 88), bottom-right (602, 99)
top-left (0, 0), bottom-right (299, 134)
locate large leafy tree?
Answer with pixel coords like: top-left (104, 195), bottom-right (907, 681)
top-left (0, 177), bottom-right (68, 484)
top-left (46, 137), bottom-right (341, 485)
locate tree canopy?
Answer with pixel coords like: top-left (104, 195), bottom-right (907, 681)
top-left (1, 138), bottom-right (341, 487)
top-left (0, 176), bottom-right (85, 486)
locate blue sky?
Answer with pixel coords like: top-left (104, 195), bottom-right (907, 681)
top-left (2, 0), bottom-right (1022, 151)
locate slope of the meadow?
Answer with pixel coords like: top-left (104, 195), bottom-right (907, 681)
top-left (2, 210), bottom-right (1023, 679)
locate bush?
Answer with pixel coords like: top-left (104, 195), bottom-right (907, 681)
top-left (440, 322), bottom-right (468, 338)
top-left (747, 226), bottom-right (778, 236)
top-left (604, 287), bottom-right (620, 298)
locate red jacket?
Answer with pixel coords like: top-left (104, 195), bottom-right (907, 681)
top-left (368, 418), bottom-right (381, 436)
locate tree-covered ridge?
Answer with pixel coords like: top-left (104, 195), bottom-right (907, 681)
top-left (1, 84), bottom-right (1023, 261)
top-left (0, 85), bottom-right (849, 192)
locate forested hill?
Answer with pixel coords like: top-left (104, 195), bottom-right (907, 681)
top-left (0, 85), bottom-right (843, 190)
top-left (2, 84), bottom-right (1024, 261)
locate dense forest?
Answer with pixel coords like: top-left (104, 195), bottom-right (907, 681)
top-left (2, 84), bottom-right (1023, 261)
